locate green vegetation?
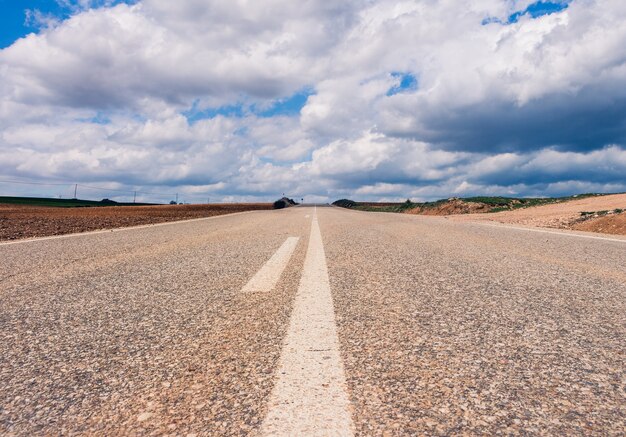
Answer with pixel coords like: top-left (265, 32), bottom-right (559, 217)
top-left (273, 197), bottom-right (298, 209)
top-left (463, 193), bottom-right (602, 210)
top-left (579, 208), bottom-right (625, 220)
top-left (334, 198), bottom-right (425, 213)
top-left (333, 193), bottom-right (612, 215)
top-left (333, 199), bottom-right (357, 209)
top-left (0, 196), bottom-right (156, 208)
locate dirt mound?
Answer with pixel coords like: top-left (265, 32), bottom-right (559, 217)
top-left (0, 203), bottom-right (272, 241)
top-left (452, 193), bottom-right (626, 235)
top-left (572, 212), bottom-right (626, 235)
top-left (407, 198), bottom-right (491, 215)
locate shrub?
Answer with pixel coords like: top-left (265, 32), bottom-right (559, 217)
top-left (273, 199), bottom-right (288, 209)
top-left (332, 199), bottom-right (357, 208)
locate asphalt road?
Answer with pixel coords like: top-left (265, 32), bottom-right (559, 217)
top-left (1, 206), bottom-right (624, 435)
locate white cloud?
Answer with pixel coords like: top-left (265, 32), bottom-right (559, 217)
top-left (1, 0), bottom-right (625, 202)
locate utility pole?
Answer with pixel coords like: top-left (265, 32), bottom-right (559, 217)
top-left (175, 193), bottom-right (178, 204)
top-left (207, 197), bottom-right (210, 204)
top-left (74, 184), bottom-right (78, 199)
top-left (133, 191), bottom-right (137, 203)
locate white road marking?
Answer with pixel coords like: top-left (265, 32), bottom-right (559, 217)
top-left (305, 214), bottom-right (310, 218)
top-left (260, 215), bottom-right (354, 436)
top-left (472, 222), bottom-right (626, 243)
top-left (242, 237), bottom-right (300, 292)
top-left (0, 210), bottom-right (263, 247)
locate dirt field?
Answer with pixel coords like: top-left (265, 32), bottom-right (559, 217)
top-left (571, 212), bottom-right (626, 235)
top-left (0, 203), bottom-right (272, 241)
top-left (451, 193), bottom-right (626, 235)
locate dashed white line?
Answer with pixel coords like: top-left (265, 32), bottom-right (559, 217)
top-left (259, 215), bottom-right (354, 436)
top-left (242, 237), bottom-right (300, 292)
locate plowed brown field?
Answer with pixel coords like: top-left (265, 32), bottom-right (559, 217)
top-left (0, 203), bottom-right (272, 241)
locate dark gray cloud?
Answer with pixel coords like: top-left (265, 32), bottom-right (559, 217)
top-left (383, 86), bottom-right (626, 153)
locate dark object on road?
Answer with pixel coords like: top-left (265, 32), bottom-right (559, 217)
top-left (332, 199), bottom-right (357, 208)
top-left (273, 197), bottom-right (298, 209)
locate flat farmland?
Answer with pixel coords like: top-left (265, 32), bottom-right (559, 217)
top-left (0, 203), bottom-right (272, 241)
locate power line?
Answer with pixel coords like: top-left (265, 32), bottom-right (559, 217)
top-left (0, 179), bottom-right (73, 187)
top-left (79, 184), bottom-right (175, 197)
top-left (0, 178), bottom-right (218, 203)
top-left (0, 179), bottom-right (177, 198)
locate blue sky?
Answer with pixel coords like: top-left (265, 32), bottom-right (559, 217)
top-left (0, 0), bottom-right (62, 48)
top-left (0, 0), bottom-right (625, 203)
top-left (481, 1), bottom-right (570, 26)
top-left (0, 0), bottom-right (137, 47)
top-left (387, 73), bottom-right (418, 96)
top-left (183, 89), bottom-right (314, 123)
top-left (508, 1), bottom-right (569, 23)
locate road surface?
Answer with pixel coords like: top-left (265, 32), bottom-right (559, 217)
top-left (1, 206), bottom-right (624, 435)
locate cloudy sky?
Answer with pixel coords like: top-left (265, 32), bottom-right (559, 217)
top-left (1, 0), bottom-right (625, 203)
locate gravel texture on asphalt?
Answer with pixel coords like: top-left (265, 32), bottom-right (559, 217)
top-left (1, 206), bottom-right (625, 436)
top-left (1, 210), bottom-right (308, 435)
top-left (319, 208), bottom-right (625, 436)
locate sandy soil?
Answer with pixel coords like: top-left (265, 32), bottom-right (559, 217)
top-left (450, 193), bottom-right (626, 235)
top-left (0, 203), bottom-right (272, 241)
top-left (571, 212), bottom-right (626, 235)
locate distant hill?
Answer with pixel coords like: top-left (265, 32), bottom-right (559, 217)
top-left (332, 194), bottom-right (611, 215)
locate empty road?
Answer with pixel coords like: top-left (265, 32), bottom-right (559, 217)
top-left (1, 206), bottom-right (625, 435)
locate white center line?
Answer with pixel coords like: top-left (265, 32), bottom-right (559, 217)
top-left (260, 215), bottom-right (354, 436)
top-left (242, 237), bottom-right (300, 292)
